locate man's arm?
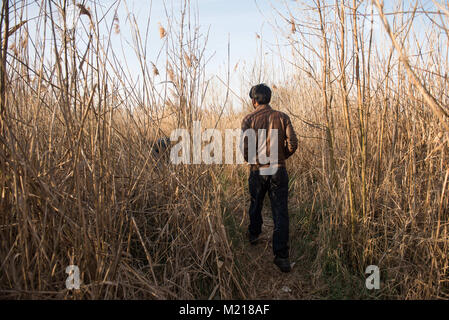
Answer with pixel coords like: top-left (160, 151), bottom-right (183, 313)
top-left (241, 117), bottom-right (250, 163)
top-left (284, 115), bottom-right (298, 159)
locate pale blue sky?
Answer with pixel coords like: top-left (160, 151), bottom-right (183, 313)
top-left (113, 0), bottom-right (288, 96)
top-left (93, 0), bottom-right (293, 109)
top-left (22, 0), bottom-right (438, 110)
top-left (21, 0), bottom-right (295, 109)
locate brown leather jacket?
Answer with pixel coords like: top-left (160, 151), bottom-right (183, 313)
top-left (241, 104), bottom-right (298, 171)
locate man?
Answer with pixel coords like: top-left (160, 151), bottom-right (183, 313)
top-left (241, 84), bottom-right (298, 273)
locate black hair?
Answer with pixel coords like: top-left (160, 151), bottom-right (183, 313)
top-left (249, 83), bottom-right (272, 105)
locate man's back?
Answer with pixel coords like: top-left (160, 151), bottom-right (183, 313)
top-left (241, 104), bottom-right (298, 170)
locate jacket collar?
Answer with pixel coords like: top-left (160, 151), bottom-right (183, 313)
top-left (254, 104), bottom-right (271, 112)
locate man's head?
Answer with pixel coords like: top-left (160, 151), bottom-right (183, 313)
top-left (249, 83), bottom-right (271, 108)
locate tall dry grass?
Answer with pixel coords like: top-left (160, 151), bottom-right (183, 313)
top-left (0, 0), bottom-right (244, 299)
top-left (268, 0), bottom-right (449, 298)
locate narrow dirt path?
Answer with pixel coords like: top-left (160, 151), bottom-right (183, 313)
top-left (236, 208), bottom-right (324, 299)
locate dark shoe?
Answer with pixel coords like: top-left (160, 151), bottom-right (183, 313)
top-left (248, 232), bottom-right (260, 245)
top-left (274, 256), bottom-right (291, 273)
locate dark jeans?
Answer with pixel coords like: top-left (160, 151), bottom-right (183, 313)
top-left (248, 167), bottom-right (289, 258)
